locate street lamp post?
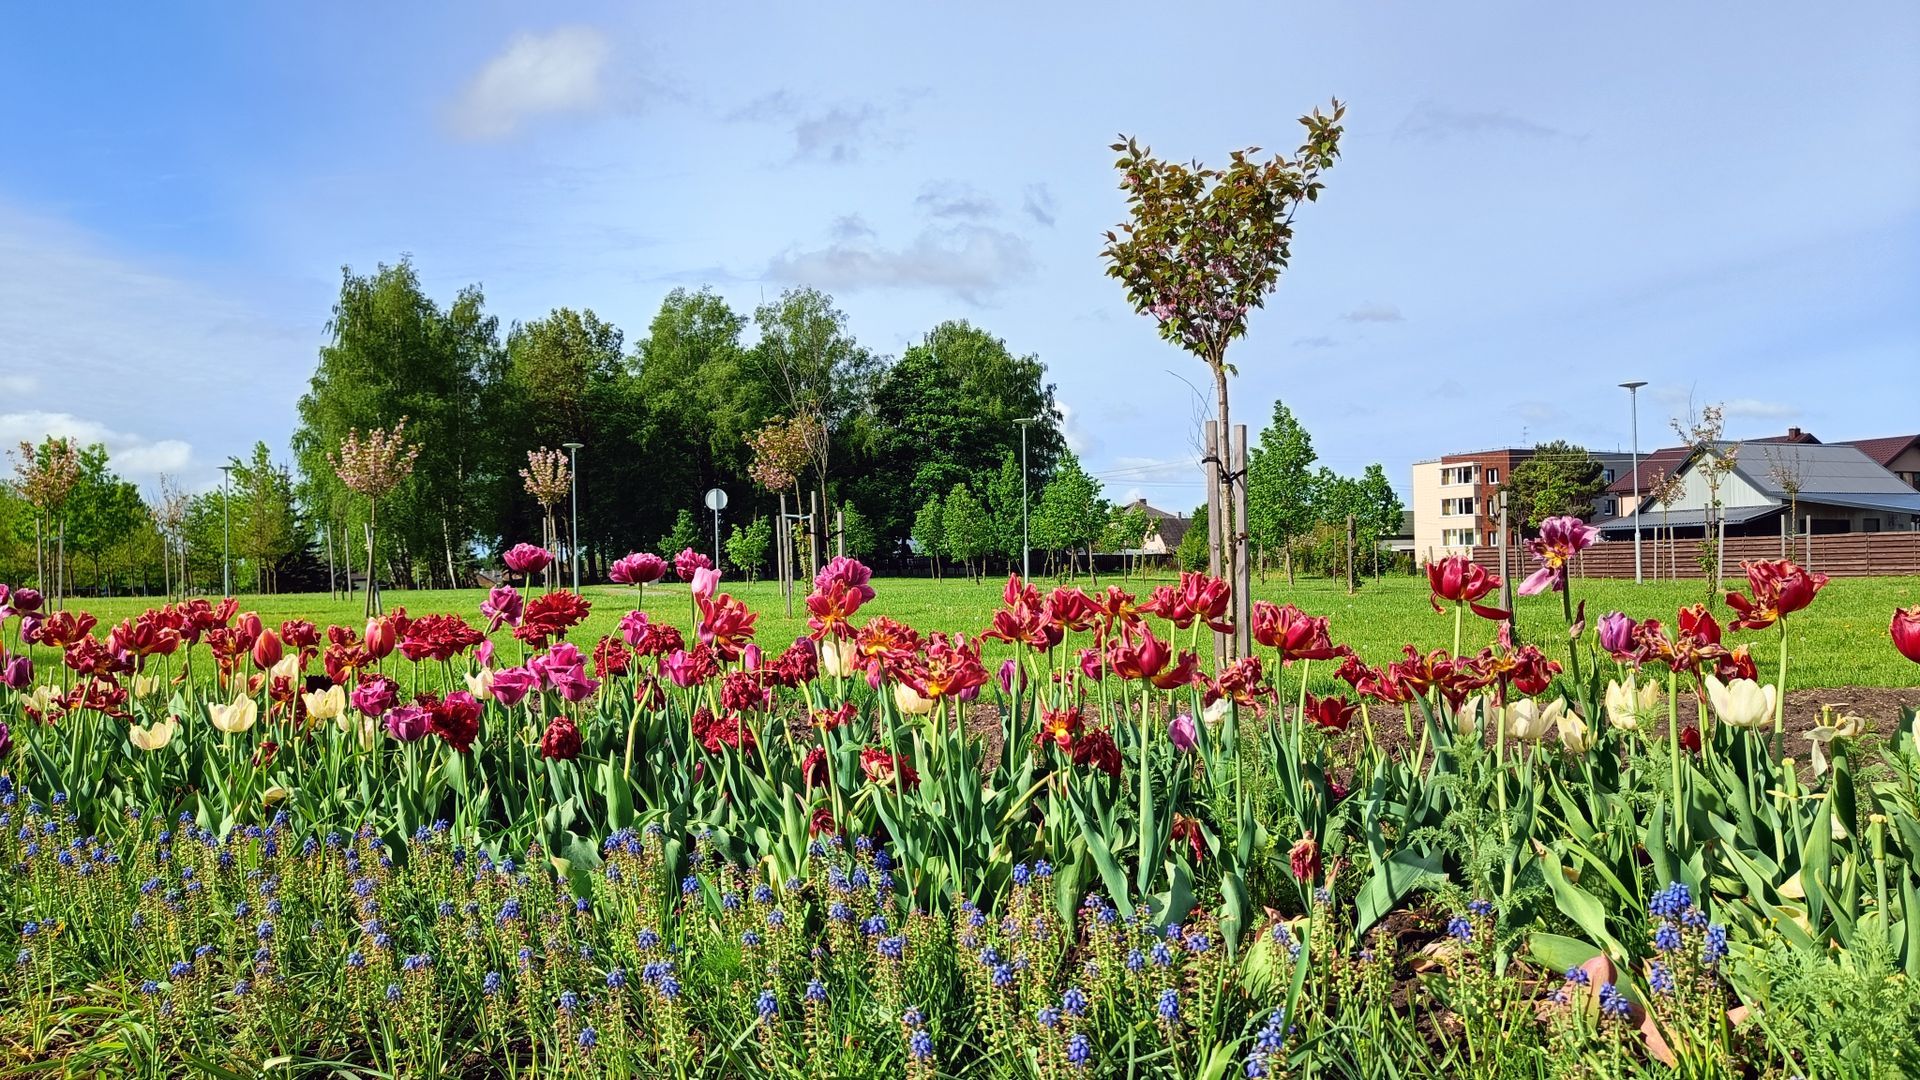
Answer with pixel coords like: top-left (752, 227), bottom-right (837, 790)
top-left (562, 443), bottom-right (584, 591)
top-left (1014, 417), bottom-right (1039, 581)
top-left (219, 463), bottom-right (234, 596)
top-left (1619, 381), bottom-right (1647, 584)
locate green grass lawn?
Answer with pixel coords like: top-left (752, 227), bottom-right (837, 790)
top-left (35, 571), bottom-right (1920, 691)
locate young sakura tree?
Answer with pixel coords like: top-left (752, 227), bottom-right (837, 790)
top-left (331, 418), bottom-right (421, 615)
top-left (10, 437), bottom-right (83, 607)
top-left (1101, 102), bottom-right (1344, 637)
top-left (521, 447), bottom-right (572, 591)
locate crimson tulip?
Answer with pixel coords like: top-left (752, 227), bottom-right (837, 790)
top-left (1426, 555), bottom-right (1507, 620)
top-left (251, 629), bottom-right (283, 670)
top-left (1893, 606), bottom-right (1920, 664)
top-left (1725, 559), bottom-right (1828, 631)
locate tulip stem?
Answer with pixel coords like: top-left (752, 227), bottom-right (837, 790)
top-left (1773, 622), bottom-right (1790, 748)
top-left (1668, 666), bottom-right (1684, 848)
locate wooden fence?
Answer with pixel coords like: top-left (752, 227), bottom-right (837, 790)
top-left (1469, 531), bottom-right (1920, 580)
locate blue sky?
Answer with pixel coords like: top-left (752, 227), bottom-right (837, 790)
top-left (3, 2), bottom-right (1916, 511)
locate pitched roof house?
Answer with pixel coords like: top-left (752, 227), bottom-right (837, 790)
top-left (1842, 434), bottom-right (1920, 490)
top-left (1595, 440), bottom-right (1920, 539)
top-left (1119, 499), bottom-right (1192, 556)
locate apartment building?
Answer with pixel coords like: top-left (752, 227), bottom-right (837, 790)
top-left (1411, 447), bottom-right (1632, 563)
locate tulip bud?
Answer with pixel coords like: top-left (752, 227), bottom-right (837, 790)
top-left (1893, 605), bottom-right (1920, 665)
top-left (237, 612), bottom-right (263, 647)
top-left (1167, 713), bottom-right (1198, 753)
top-left (251, 629), bottom-right (283, 669)
top-left (365, 617), bottom-right (395, 660)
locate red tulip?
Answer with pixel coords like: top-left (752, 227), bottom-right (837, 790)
top-left (1426, 555), bottom-right (1507, 620)
top-left (1105, 623), bottom-right (1171, 683)
top-left (1303, 692), bottom-right (1357, 733)
top-left (1289, 833), bottom-right (1322, 881)
top-left (539, 715), bottom-right (582, 761)
top-left (1250, 601), bottom-right (1342, 661)
top-left (1725, 559), bottom-right (1828, 631)
top-left (1676, 604), bottom-right (1721, 646)
top-left (251, 629), bottom-right (283, 670)
top-left (364, 616), bottom-right (396, 660)
top-left (1893, 606), bottom-right (1920, 664)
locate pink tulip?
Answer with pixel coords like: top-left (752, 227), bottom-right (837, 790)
top-left (1168, 713), bottom-right (1198, 753)
top-left (691, 566), bottom-right (721, 602)
top-left (490, 666), bottom-right (538, 706)
top-left (384, 704), bottom-right (432, 742)
top-left (1518, 516), bottom-right (1598, 596)
top-left (504, 543), bottom-right (554, 576)
top-left (609, 552), bottom-right (666, 585)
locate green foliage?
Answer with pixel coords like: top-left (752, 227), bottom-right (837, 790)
top-left (1246, 400), bottom-right (1319, 558)
top-left (837, 501), bottom-right (876, 560)
top-left (910, 495), bottom-right (945, 566)
top-left (862, 321), bottom-right (1061, 547)
top-left (724, 517), bottom-right (772, 582)
top-left (983, 452), bottom-right (1025, 567)
top-left (1742, 927), bottom-right (1920, 1077)
top-left (63, 443), bottom-right (146, 592)
top-left (1177, 504), bottom-right (1210, 571)
top-left (227, 442), bottom-right (300, 593)
top-left (657, 508), bottom-right (700, 557)
top-left (1501, 441), bottom-right (1607, 529)
top-left (941, 484), bottom-right (991, 573)
top-left (1032, 451), bottom-right (1106, 567)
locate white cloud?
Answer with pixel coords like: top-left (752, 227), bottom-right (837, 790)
top-left (0, 411), bottom-right (194, 480)
top-left (767, 223), bottom-right (1034, 303)
top-left (446, 26), bottom-right (611, 141)
top-left (0, 374), bottom-right (37, 396)
top-left (1720, 398), bottom-right (1798, 421)
top-left (1341, 302), bottom-right (1405, 323)
top-left (914, 182), bottom-right (996, 220)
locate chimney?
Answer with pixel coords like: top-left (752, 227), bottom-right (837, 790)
top-left (1787, 427), bottom-right (1803, 440)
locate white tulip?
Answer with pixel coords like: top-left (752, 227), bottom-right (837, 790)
top-left (1803, 708), bottom-right (1865, 776)
top-left (1453, 695), bottom-right (1489, 738)
top-left (270, 653), bottom-right (301, 683)
top-left (1203, 696), bottom-right (1231, 726)
top-left (1505, 699), bottom-right (1557, 742)
top-left (1704, 676), bottom-right (1775, 729)
top-left (1558, 708), bottom-right (1594, 754)
top-left (893, 682), bottom-right (935, 716)
top-left (302, 684), bottom-right (345, 722)
top-left (465, 667), bottom-right (495, 702)
top-left (1603, 678), bottom-right (1664, 731)
top-left (820, 638), bottom-right (858, 680)
top-left (133, 672), bottom-right (163, 698)
top-left (130, 715), bottom-right (178, 752)
top-left (208, 695), bottom-right (259, 734)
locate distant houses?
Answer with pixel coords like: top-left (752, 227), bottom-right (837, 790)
top-left (1116, 499), bottom-right (1192, 558)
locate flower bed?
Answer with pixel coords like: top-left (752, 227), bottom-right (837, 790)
top-left (1, 542), bottom-right (1918, 1076)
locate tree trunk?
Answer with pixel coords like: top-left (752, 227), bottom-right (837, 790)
top-left (365, 501), bottom-right (380, 617)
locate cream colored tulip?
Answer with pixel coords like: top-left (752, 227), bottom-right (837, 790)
top-left (1603, 678), bottom-right (1663, 731)
top-left (820, 638), bottom-right (858, 680)
top-left (893, 682), bottom-right (935, 716)
top-left (1803, 707), bottom-right (1866, 776)
top-left (1453, 695), bottom-right (1489, 738)
top-left (262, 785), bottom-right (290, 806)
top-left (208, 695), bottom-right (259, 734)
top-left (28, 684), bottom-right (63, 715)
top-left (1505, 699), bottom-right (1558, 743)
top-left (465, 667), bottom-right (495, 701)
top-left (130, 714), bottom-right (178, 752)
top-left (302, 684), bottom-right (345, 722)
top-left (1203, 696), bottom-right (1231, 726)
top-left (1558, 708), bottom-right (1594, 754)
top-left (1704, 676), bottom-right (1775, 729)
top-left (270, 653), bottom-right (301, 683)
top-left (133, 672), bottom-right (163, 698)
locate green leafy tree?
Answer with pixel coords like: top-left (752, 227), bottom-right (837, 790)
top-left (983, 452), bottom-right (1026, 571)
top-left (863, 321), bottom-right (1061, 547)
top-left (1246, 400), bottom-right (1319, 583)
top-left (228, 442), bottom-right (300, 593)
top-left (1351, 464), bottom-right (1405, 572)
top-left (837, 501), bottom-right (877, 560)
top-left (1501, 441), bottom-right (1606, 529)
top-left (1176, 504), bottom-right (1210, 572)
top-left (292, 258), bottom-right (507, 590)
top-left (64, 444), bottom-right (145, 596)
top-left (911, 495), bottom-right (946, 578)
top-left (1101, 103), bottom-right (1345, 617)
top-left (751, 287), bottom-right (885, 554)
top-left (725, 517), bottom-right (772, 582)
top-left (942, 484), bottom-right (991, 581)
top-left (1033, 451), bottom-right (1107, 579)
top-left (1100, 503), bottom-right (1152, 578)
top-left (657, 508), bottom-right (700, 558)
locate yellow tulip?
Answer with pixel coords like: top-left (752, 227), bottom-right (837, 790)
top-left (1704, 676), bottom-right (1775, 729)
top-left (130, 715), bottom-right (178, 751)
top-left (465, 667), bottom-right (496, 702)
top-left (208, 695), bottom-right (259, 734)
top-left (301, 685), bottom-right (345, 722)
top-left (28, 684), bottom-right (62, 715)
top-left (893, 682), bottom-right (935, 716)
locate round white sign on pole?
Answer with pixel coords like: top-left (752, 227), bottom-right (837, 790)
top-left (704, 488), bottom-right (729, 511)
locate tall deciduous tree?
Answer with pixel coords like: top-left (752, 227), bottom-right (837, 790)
top-left (942, 484), bottom-right (990, 581)
top-left (1501, 441), bottom-right (1606, 529)
top-left (1246, 400), bottom-right (1320, 584)
top-left (636, 288), bottom-right (766, 546)
top-left (751, 287), bottom-right (885, 552)
top-left (1102, 103), bottom-right (1344, 647)
top-left (864, 320), bottom-right (1060, 547)
top-left (228, 442), bottom-right (299, 593)
top-left (64, 444), bottom-right (144, 597)
top-left (293, 258), bottom-right (506, 590)
top-left (911, 495), bottom-right (946, 578)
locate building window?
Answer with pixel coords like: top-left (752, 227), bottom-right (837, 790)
top-left (1484, 531), bottom-right (1498, 546)
top-left (1441, 465), bottom-right (1475, 485)
top-left (1441, 497), bottom-right (1476, 516)
top-left (1602, 468), bottom-right (1615, 483)
top-left (1441, 528), bottom-right (1475, 547)
top-left (1864, 517), bottom-right (1882, 533)
top-left (1600, 498), bottom-right (1617, 517)
top-left (1485, 468), bottom-right (1499, 484)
